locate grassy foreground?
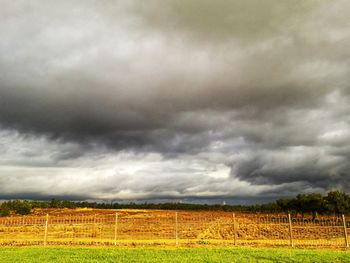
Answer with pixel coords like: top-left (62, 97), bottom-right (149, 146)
top-left (0, 247), bottom-right (349, 263)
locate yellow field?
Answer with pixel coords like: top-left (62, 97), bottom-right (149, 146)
top-left (0, 209), bottom-right (348, 248)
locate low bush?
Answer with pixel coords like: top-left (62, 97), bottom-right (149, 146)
top-left (0, 200), bottom-right (32, 216)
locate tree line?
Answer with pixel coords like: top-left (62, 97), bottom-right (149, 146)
top-left (1, 190), bottom-right (349, 217)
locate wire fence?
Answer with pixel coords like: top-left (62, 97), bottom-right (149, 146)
top-left (0, 211), bottom-right (349, 247)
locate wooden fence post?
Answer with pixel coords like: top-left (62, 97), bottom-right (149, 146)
top-left (175, 212), bottom-right (179, 245)
top-left (288, 213), bottom-right (294, 247)
top-left (92, 214), bottom-right (96, 239)
top-left (114, 212), bottom-right (118, 246)
top-left (342, 214), bottom-right (349, 248)
top-left (233, 213), bottom-right (237, 246)
top-left (44, 214), bottom-right (49, 246)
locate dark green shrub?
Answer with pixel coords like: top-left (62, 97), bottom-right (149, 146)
top-left (0, 200), bottom-right (32, 216)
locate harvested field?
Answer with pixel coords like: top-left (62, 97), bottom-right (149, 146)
top-left (0, 209), bottom-right (349, 248)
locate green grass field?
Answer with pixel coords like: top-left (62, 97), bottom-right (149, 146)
top-left (0, 247), bottom-right (350, 263)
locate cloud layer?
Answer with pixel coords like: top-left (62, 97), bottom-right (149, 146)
top-left (0, 0), bottom-right (350, 202)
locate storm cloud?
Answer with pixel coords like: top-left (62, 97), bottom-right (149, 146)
top-left (0, 0), bottom-right (350, 202)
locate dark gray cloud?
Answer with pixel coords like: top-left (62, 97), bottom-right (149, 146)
top-left (0, 0), bottom-right (350, 202)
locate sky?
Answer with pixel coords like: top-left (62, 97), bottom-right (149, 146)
top-left (0, 0), bottom-right (350, 204)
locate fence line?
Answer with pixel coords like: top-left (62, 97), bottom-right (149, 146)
top-left (233, 213), bottom-right (237, 246)
top-left (288, 213), bottom-right (293, 247)
top-left (0, 211), bottom-right (349, 247)
top-left (44, 214), bottom-right (48, 246)
top-left (114, 212), bottom-right (118, 245)
top-left (342, 214), bottom-right (349, 248)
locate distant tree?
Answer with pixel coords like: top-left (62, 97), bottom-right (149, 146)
top-left (0, 204), bottom-right (10, 216)
top-left (324, 190), bottom-right (350, 215)
top-left (49, 199), bottom-right (58, 208)
top-left (295, 193), bottom-right (325, 219)
top-left (0, 200), bottom-right (32, 216)
top-left (276, 199), bottom-right (293, 213)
